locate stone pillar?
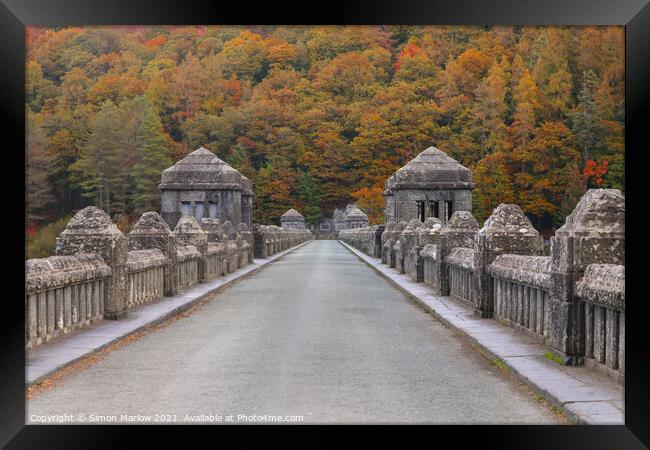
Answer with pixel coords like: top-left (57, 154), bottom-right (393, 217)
top-left (380, 222), bottom-right (396, 264)
top-left (472, 204), bottom-right (542, 318)
top-left (252, 224), bottom-right (268, 258)
top-left (128, 211), bottom-right (178, 297)
top-left (435, 211), bottom-right (478, 295)
top-left (200, 218), bottom-right (224, 242)
top-left (173, 216), bottom-right (209, 282)
top-left (222, 221), bottom-right (239, 272)
top-left (547, 189), bottom-right (625, 365)
top-left (397, 219), bottom-right (421, 273)
top-left (412, 217), bottom-right (443, 282)
top-left (237, 223), bottom-right (253, 265)
top-left (389, 221), bottom-right (408, 268)
top-left (55, 206), bottom-right (128, 320)
top-left (200, 218), bottom-right (228, 277)
top-left (372, 225), bottom-right (385, 258)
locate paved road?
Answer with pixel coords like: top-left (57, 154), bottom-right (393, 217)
top-left (28, 240), bottom-right (560, 424)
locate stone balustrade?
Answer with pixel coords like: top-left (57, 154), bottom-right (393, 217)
top-left (340, 188), bottom-right (625, 382)
top-left (488, 255), bottom-right (551, 342)
top-left (25, 208), bottom-right (305, 349)
top-left (421, 244), bottom-right (439, 289)
top-left (338, 225), bottom-right (384, 257)
top-left (126, 249), bottom-right (167, 308)
top-left (176, 245), bottom-right (201, 290)
top-left (445, 247), bottom-right (475, 306)
top-left (252, 224), bottom-right (312, 258)
top-left (205, 243), bottom-right (227, 279)
top-left (576, 263), bottom-right (625, 382)
top-left (25, 253), bottom-right (111, 348)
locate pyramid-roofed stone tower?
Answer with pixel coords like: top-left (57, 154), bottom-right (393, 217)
top-left (159, 146), bottom-right (253, 229)
top-left (384, 146), bottom-right (474, 224)
top-left (345, 205), bottom-right (369, 229)
top-left (280, 208), bottom-right (306, 230)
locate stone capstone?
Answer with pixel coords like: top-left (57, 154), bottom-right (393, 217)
top-left (26, 253), bottom-right (111, 293)
top-left (444, 247), bottom-right (475, 271)
top-left (575, 264), bottom-right (625, 311)
top-left (126, 249), bottom-right (168, 272)
top-left (487, 255), bottom-right (552, 290)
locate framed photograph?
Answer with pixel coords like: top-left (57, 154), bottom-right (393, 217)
top-left (3, 0), bottom-right (648, 445)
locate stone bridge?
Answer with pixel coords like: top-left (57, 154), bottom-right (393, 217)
top-left (25, 146), bottom-right (624, 424)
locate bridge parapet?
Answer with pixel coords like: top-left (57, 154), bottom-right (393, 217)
top-left (25, 208), bottom-right (272, 349)
top-left (252, 224), bottom-right (312, 258)
top-left (576, 263), bottom-right (625, 382)
top-left (488, 254), bottom-right (552, 343)
top-left (341, 188), bottom-right (625, 382)
top-left (548, 188), bottom-right (625, 365)
top-left (125, 249), bottom-right (167, 309)
top-left (25, 253), bottom-right (111, 348)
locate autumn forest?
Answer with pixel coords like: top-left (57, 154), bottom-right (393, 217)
top-left (25, 25), bottom-right (624, 257)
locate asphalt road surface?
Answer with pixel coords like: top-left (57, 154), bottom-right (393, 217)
top-left (27, 240), bottom-right (560, 424)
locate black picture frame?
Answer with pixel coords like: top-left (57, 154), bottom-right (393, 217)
top-left (2, 0), bottom-right (648, 446)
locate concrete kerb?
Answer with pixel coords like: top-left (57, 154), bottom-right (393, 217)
top-left (26, 240), bottom-right (312, 387)
top-left (337, 239), bottom-right (620, 425)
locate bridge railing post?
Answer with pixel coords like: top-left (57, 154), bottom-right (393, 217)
top-left (435, 211), bottom-right (478, 296)
top-left (128, 211), bottom-right (178, 297)
top-left (547, 189), bottom-right (625, 365)
top-left (55, 206), bottom-right (128, 320)
top-left (252, 224), bottom-right (268, 258)
top-left (472, 205), bottom-right (542, 318)
top-left (173, 216), bottom-right (209, 282)
top-left (373, 225), bottom-right (385, 258)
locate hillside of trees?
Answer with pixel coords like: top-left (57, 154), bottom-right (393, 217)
top-left (26, 25), bottom-right (624, 256)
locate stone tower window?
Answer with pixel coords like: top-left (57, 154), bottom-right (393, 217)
top-left (445, 201), bottom-right (453, 221)
top-left (181, 201), bottom-right (191, 217)
top-left (195, 202), bottom-right (205, 220)
top-left (429, 201), bottom-right (439, 219)
top-left (416, 201), bottom-right (426, 222)
top-left (208, 202), bottom-right (218, 218)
